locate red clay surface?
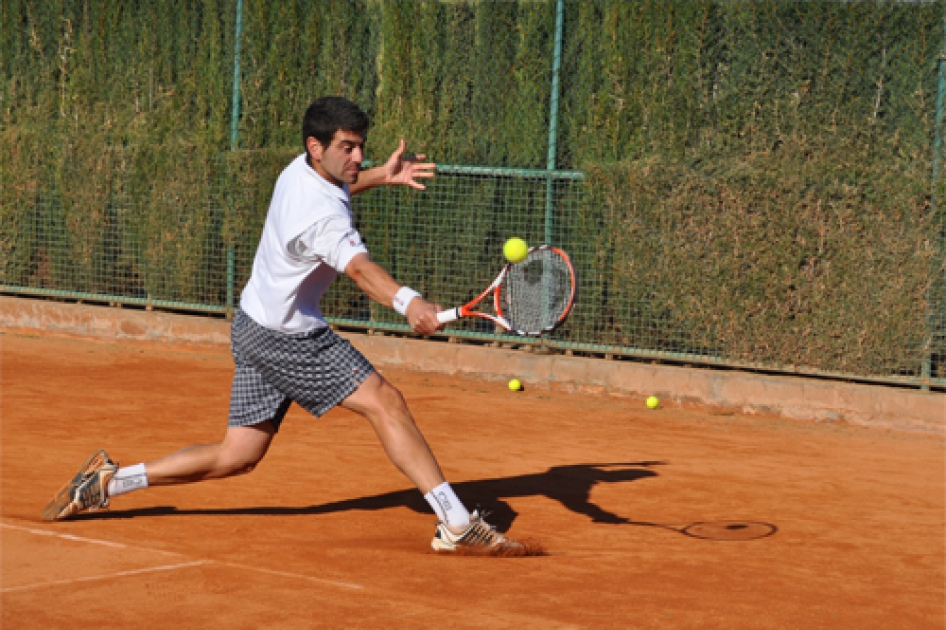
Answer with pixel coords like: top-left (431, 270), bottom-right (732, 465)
top-left (2, 332), bottom-right (943, 629)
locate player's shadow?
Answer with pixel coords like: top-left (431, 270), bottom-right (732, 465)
top-left (78, 461), bottom-right (664, 530)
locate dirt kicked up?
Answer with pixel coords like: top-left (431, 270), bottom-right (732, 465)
top-left (2, 332), bottom-right (943, 629)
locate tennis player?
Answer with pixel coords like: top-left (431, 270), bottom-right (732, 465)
top-left (43, 96), bottom-right (519, 553)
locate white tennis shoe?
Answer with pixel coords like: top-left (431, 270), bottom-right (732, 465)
top-left (41, 450), bottom-right (119, 521)
top-left (431, 509), bottom-right (522, 552)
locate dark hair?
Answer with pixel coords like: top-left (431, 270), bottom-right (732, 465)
top-left (302, 96), bottom-right (369, 151)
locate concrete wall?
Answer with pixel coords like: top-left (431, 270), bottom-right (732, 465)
top-left (2, 296), bottom-right (942, 434)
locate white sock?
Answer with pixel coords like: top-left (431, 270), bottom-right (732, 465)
top-left (107, 463), bottom-right (149, 498)
top-left (424, 482), bottom-right (470, 529)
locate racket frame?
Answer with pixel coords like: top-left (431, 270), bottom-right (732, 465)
top-left (436, 245), bottom-right (576, 336)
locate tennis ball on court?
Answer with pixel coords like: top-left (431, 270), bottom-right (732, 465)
top-left (646, 396), bottom-right (660, 409)
top-left (508, 379), bottom-right (523, 391)
top-left (503, 238), bottom-right (529, 263)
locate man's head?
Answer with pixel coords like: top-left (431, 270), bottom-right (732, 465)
top-left (302, 97), bottom-right (369, 187)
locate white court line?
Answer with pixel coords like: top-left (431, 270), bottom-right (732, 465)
top-left (2, 519), bottom-right (364, 591)
top-left (2, 561), bottom-right (208, 593)
top-left (0, 522), bottom-right (182, 556)
top-left (219, 561), bottom-right (364, 591)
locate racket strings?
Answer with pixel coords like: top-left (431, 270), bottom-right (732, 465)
top-left (499, 249), bottom-right (573, 335)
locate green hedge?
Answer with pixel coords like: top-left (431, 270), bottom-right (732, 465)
top-left (1, 0), bottom-right (942, 381)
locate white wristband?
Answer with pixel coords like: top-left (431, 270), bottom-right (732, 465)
top-left (393, 286), bottom-right (421, 316)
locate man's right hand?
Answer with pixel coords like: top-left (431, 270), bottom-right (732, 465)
top-left (406, 298), bottom-right (444, 336)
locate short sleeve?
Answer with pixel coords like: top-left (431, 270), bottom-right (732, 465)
top-left (288, 214), bottom-right (368, 272)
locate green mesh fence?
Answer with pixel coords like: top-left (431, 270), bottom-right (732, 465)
top-left (2, 0), bottom-right (944, 388)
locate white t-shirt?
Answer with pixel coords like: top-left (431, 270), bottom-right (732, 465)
top-left (240, 154), bottom-right (368, 333)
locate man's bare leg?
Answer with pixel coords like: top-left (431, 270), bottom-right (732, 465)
top-left (340, 372), bottom-right (521, 550)
top-left (144, 421), bottom-right (277, 485)
top-left (340, 371), bottom-right (481, 536)
top-left (41, 422), bottom-right (277, 520)
top-left (340, 372), bottom-right (446, 494)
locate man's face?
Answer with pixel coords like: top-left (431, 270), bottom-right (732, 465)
top-left (308, 130), bottom-right (366, 187)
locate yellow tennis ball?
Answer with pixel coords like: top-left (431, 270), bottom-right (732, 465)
top-left (508, 379), bottom-right (522, 391)
top-left (503, 238), bottom-right (529, 263)
top-left (646, 396), bottom-right (660, 409)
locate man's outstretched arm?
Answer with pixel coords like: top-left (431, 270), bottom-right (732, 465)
top-left (350, 139), bottom-right (435, 195)
top-left (345, 253), bottom-right (442, 335)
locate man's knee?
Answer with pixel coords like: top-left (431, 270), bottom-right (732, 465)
top-left (380, 377), bottom-right (409, 406)
top-left (356, 374), bottom-right (405, 411)
top-left (232, 461), bottom-right (258, 476)
top-left (218, 450), bottom-right (263, 477)
top-left (217, 423), bottom-right (274, 477)
top-left (342, 372), bottom-right (413, 424)
top-left (370, 378), bottom-right (411, 419)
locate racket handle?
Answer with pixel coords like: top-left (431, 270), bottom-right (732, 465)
top-left (436, 308), bottom-right (460, 324)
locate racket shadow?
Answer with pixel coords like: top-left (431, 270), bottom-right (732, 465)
top-left (72, 461), bottom-right (666, 530)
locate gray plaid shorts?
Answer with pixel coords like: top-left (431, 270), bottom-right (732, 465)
top-left (228, 309), bottom-right (375, 431)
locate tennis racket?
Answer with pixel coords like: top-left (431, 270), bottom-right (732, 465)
top-left (436, 245), bottom-right (577, 336)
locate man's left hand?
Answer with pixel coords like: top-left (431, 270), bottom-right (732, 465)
top-left (383, 139), bottom-right (436, 190)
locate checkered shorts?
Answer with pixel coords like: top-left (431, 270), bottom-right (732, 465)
top-left (228, 309), bottom-right (375, 431)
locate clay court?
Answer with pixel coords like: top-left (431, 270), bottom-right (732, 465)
top-left (2, 332), bottom-right (943, 628)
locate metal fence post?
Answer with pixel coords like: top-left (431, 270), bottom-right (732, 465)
top-left (545, 0), bottom-right (565, 245)
top-left (230, 0), bottom-right (244, 153)
top-left (226, 0), bottom-right (244, 318)
top-left (925, 8), bottom-right (946, 390)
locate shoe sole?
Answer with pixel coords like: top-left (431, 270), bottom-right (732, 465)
top-left (431, 531), bottom-right (523, 553)
top-left (431, 540), bottom-right (531, 556)
top-left (41, 450), bottom-right (115, 521)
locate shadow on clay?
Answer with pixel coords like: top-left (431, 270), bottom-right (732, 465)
top-left (70, 461), bottom-right (777, 540)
